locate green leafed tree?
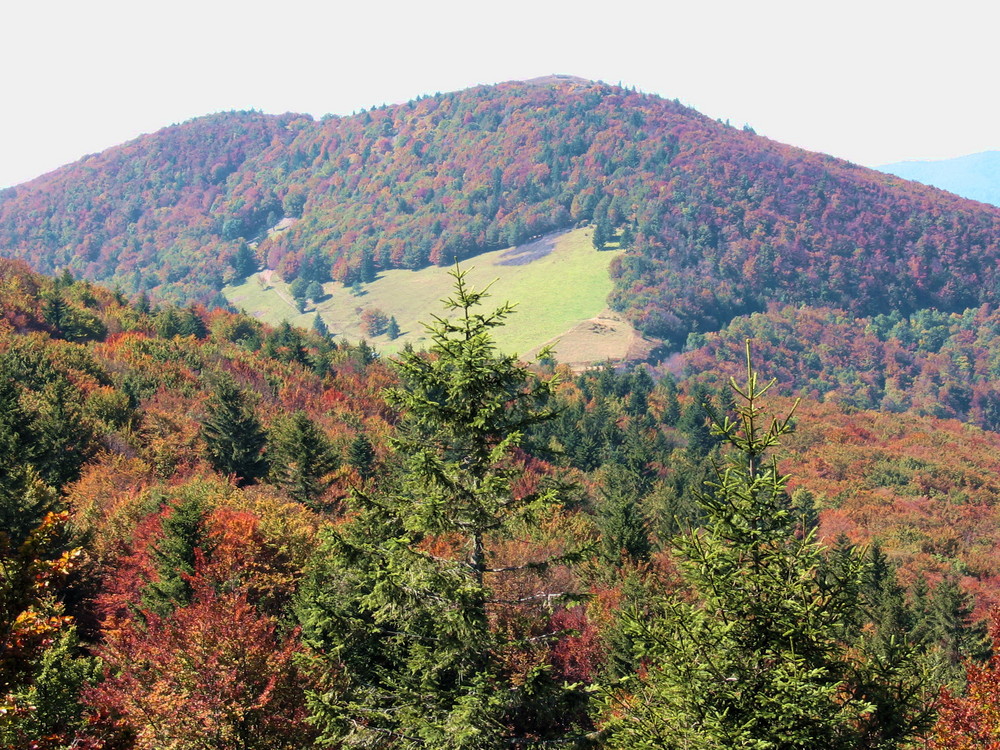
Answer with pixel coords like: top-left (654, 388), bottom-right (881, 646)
top-left (0, 503), bottom-right (93, 748)
top-left (297, 267), bottom-right (591, 748)
top-left (289, 277), bottom-right (310, 303)
top-left (603, 342), bottom-right (934, 750)
top-left (305, 280), bottom-right (325, 303)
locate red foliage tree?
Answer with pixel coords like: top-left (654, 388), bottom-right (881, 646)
top-left (931, 611), bottom-right (1000, 749)
top-left (85, 576), bottom-right (314, 750)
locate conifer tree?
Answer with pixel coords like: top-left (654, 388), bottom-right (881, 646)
top-left (141, 493), bottom-right (209, 615)
top-left (659, 375), bottom-right (681, 425)
top-left (178, 305), bottom-right (208, 339)
top-left (230, 242), bottom-right (258, 281)
top-left (596, 464), bottom-right (651, 567)
top-left (913, 577), bottom-right (989, 689)
top-left (346, 434), bottom-right (376, 480)
top-left (359, 250), bottom-right (376, 283)
top-left (155, 307), bottom-right (182, 339)
top-left (311, 313), bottom-right (330, 339)
top-left (200, 376), bottom-right (267, 486)
top-left (55, 268), bottom-right (75, 290)
top-left (134, 291), bottom-right (151, 315)
top-left (0, 376), bottom-right (53, 546)
top-left (297, 268), bottom-right (590, 748)
top-left (41, 291), bottom-right (67, 334)
top-left (678, 382), bottom-right (718, 459)
top-left (604, 342), bottom-right (933, 749)
top-left (267, 411), bottom-right (339, 507)
top-left (386, 315), bottom-right (401, 340)
top-left (264, 321), bottom-right (308, 365)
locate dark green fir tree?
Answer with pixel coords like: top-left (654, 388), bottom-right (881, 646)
top-left (267, 411), bottom-right (339, 508)
top-left (297, 268), bottom-right (591, 748)
top-left (596, 464), bottom-right (651, 567)
top-left (141, 492), bottom-right (209, 615)
top-left (200, 376), bottom-right (267, 486)
top-left (386, 315), bottom-right (401, 340)
top-left (312, 313), bottom-right (330, 339)
top-left (346, 434), bottom-right (376, 480)
top-left (230, 243), bottom-right (258, 281)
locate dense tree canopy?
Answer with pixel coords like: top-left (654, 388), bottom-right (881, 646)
top-left (3, 234), bottom-right (1000, 746)
top-left (4, 80), bottom-right (1000, 348)
top-left (604, 344), bottom-right (934, 749)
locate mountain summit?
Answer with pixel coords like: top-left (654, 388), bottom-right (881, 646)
top-left (2, 78), bottom-right (999, 345)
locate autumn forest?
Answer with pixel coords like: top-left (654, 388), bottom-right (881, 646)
top-left (3, 76), bottom-right (1000, 748)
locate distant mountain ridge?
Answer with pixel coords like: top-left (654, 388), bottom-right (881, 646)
top-left (2, 78), bottom-right (1000, 346)
top-left (879, 151), bottom-right (1000, 207)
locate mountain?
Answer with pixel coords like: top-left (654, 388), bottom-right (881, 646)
top-left (3, 78), bottom-right (1000, 350)
top-left (6, 77), bottom-right (1000, 744)
top-left (880, 151), bottom-right (1000, 207)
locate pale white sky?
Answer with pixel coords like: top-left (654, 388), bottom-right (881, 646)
top-left (2, 0), bottom-right (998, 189)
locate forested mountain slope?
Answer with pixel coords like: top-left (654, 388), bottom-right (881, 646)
top-left (1, 258), bottom-right (996, 746)
top-left (3, 78), bottom-right (1000, 347)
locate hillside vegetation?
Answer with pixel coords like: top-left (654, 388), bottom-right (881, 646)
top-left (7, 72), bottom-right (1000, 748)
top-left (4, 77), bottom-right (1000, 348)
top-left (1, 258), bottom-right (997, 746)
top-left (0, 258), bottom-right (1000, 750)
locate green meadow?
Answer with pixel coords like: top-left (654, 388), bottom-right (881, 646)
top-left (224, 227), bottom-right (622, 358)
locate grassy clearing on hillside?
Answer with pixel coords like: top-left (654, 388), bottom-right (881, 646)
top-left (224, 227), bottom-right (622, 359)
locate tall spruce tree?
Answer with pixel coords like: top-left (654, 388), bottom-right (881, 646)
top-left (200, 376), bottom-right (267, 486)
top-left (604, 342), bottom-right (933, 749)
top-left (346, 434), bottom-right (376, 480)
top-left (297, 268), bottom-right (590, 748)
top-left (386, 315), bottom-right (401, 340)
top-left (230, 242), bottom-right (258, 281)
top-left (267, 411), bottom-right (339, 507)
top-left (141, 492), bottom-right (209, 615)
top-left (596, 464), bottom-right (651, 567)
top-left (912, 577), bottom-right (989, 689)
top-left (31, 378), bottom-right (95, 490)
top-left (312, 313), bottom-right (330, 339)
top-left (0, 375), bottom-right (53, 546)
